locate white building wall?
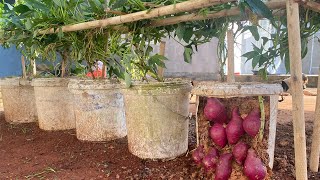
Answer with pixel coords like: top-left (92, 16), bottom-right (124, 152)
top-left (153, 37), bottom-right (221, 80)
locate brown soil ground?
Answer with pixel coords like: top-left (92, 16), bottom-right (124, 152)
top-left (0, 89), bottom-right (320, 179)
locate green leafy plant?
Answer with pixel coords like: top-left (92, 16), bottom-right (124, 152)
top-left (240, 7), bottom-right (320, 77)
top-left (3, 0), bottom-right (318, 83)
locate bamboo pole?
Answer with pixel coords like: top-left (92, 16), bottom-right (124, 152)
top-left (227, 29), bottom-right (235, 83)
top-left (304, 1), bottom-right (320, 13)
top-left (112, 0), bottom-right (286, 33)
top-left (21, 55), bottom-right (26, 78)
top-left (296, 0), bottom-right (320, 13)
top-left (39, 0), bottom-right (235, 35)
top-left (150, 0), bottom-right (286, 27)
top-left (286, 0), bottom-right (308, 179)
top-left (157, 41), bottom-right (166, 79)
top-left (310, 66), bottom-right (320, 172)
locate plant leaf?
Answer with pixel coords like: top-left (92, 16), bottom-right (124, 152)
top-left (183, 47), bottom-right (193, 63)
top-left (25, 18), bottom-right (32, 30)
top-left (176, 24), bottom-right (185, 40)
top-left (252, 55), bottom-right (260, 68)
top-left (13, 4), bottom-right (31, 14)
top-left (242, 51), bottom-right (258, 61)
top-left (24, 0), bottom-right (49, 12)
top-left (248, 26), bottom-right (260, 41)
top-left (52, 0), bottom-right (63, 7)
top-left (285, 51), bottom-right (290, 73)
top-left (124, 72), bottom-right (132, 88)
top-left (183, 28), bottom-right (193, 43)
top-left (245, 0), bottom-right (273, 20)
top-left (112, 0), bottom-right (127, 9)
top-left (262, 37), bottom-right (269, 45)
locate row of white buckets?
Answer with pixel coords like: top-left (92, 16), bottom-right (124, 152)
top-left (0, 78), bottom-right (192, 159)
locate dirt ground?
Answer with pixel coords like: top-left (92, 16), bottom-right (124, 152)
top-left (0, 89), bottom-right (320, 179)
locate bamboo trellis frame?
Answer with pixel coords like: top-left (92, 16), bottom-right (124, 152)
top-left (38, 0), bottom-right (235, 35)
top-left (20, 0), bottom-right (320, 178)
top-left (37, 0), bottom-right (286, 35)
top-left (150, 0), bottom-right (286, 27)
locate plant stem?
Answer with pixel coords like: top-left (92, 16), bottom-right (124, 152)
top-left (258, 96), bottom-right (265, 141)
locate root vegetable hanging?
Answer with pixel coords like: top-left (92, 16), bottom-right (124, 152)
top-left (244, 149), bottom-right (267, 180)
top-left (209, 123), bottom-right (228, 148)
top-left (192, 145), bottom-right (205, 165)
top-left (193, 97), bottom-right (269, 179)
top-left (202, 147), bottom-right (219, 172)
top-left (243, 108), bottom-right (261, 137)
top-left (215, 153), bottom-right (233, 180)
top-left (232, 141), bottom-right (250, 165)
top-left (204, 97), bottom-right (228, 124)
top-left (226, 107), bottom-right (245, 144)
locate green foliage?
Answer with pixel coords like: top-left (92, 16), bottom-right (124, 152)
top-left (2, 0), bottom-right (318, 82)
top-left (241, 6), bottom-right (320, 74)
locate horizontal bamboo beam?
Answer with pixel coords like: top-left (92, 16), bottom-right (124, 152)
top-left (150, 0), bottom-right (286, 27)
top-left (304, 1), bottom-right (320, 13)
top-left (39, 0), bottom-right (235, 35)
top-left (294, 0), bottom-right (320, 13)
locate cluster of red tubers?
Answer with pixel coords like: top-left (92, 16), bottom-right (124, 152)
top-left (192, 98), bottom-right (267, 180)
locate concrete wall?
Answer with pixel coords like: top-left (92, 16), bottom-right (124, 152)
top-left (237, 22), bottom-right (320, 75)
top-left (302, 32), bottom-right (320, 75)
top-left (0, 46), bottom-right (22, 78)
top-left (153, 37), bottom-right (221, 81)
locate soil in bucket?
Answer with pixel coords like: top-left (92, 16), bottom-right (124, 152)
top-left (0, 78), bottom-right (37, 123)
top-left (122, 80), bottom-right (192, 159)
top-left (68, 79), bottom-right (126, 141)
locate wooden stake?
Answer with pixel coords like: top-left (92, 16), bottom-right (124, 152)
top-left (31, 59), bottom-right (36, 76)
top-left (38, 0), bottom-right (235, 35)
top-left (286, 0), bottom-right (308, 179)
top-left (157, 41), bottom-right (166, 79)
top-left (102, 65), bottom-right (106, 78)
top-left (21, 55), bottom-right (26, 79)
top-left (227, 29), bottom-right (235, 83)
top-left (310, 66), bottom-right (320, 172)
top-left (61, 51), bottom-right (67, 77)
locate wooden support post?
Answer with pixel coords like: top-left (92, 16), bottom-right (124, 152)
top-left (21, 55), bottom-right (26, 78)
top-left (286, 0), bottom-right (308, 179)
top-left (157, 41), bottom-right (166, 79)
top-left (310, 67), bottom-right (320, 172)
top-left (227, 29), bottom-right (235, 83)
